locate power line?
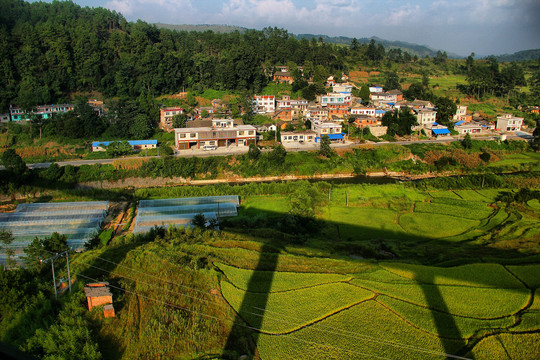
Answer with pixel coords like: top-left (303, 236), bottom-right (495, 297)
top-left (75, 272), bottom-right (394, 360)
top-left (70, 252), bottom-right (471, 360)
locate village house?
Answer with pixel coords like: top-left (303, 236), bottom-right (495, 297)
top-left (414, 108), bottom-right (438, 126)
top-left (351, 107), bottom-right (376, 117)
top-left (328, 108), bottom-right (349, 119)
top-left (455, 121), bottom-right (483, 135)
top-left (453, 105), bottom-right (470, 121)
top-left (306, 106), bottom-right (329, 122)
top-left (195, 106), bottom-right (216, 118)
top-left (280, 131), bottom-right (317, 144)
top-left (332, 83), bottom-right (354, 94)
top-left (311, 120), bottom-right (343, 138)
top-left (0, 113), bottom-right (9, 122)
top-left (369, 86), bottom-right (384, 93)
top-left (353, 116), bottom-right (380, 127)
top-left (84, 282), bottom-right (115, 318)
top-left (160, 106), bottom-right (184, 130)
top-left (319, 93), bottom-right (351, 108)
top-left (253, 95), bottom-right (275, 114)
top-left (91, 140), bottom-right (157, 152)
top-left (273, 71), bottom-right (294, 84)
top-left (496, 114), bottom-right (523, 132)
top-left (9, 104), bottom-right (74, 121)
top-left (371, 90), bottom-right (403, 104)
top-left (175, 118), bottom-right (256, 150)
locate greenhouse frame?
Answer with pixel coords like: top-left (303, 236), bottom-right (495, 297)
top-left (0, 201), bottom-right (109, 263)
top-left (133, 196), bottom-right (239, 234)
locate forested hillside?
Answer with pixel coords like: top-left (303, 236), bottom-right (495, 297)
top-left (0, 0), bottom-right (349, 111)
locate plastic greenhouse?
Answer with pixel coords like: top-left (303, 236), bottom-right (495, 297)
top-left (133, 196), bottom-right (239, 234)
top-left (0, 201), bottom-right (109, 264)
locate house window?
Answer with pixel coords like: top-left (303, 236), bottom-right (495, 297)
top-left (180, 134), bottom-right (186, 138)
top-left (239, 131), bottom-right (244, 135)
top-left (248, 131), bottom-right (254, 135)
top-left (190, 133), bottom-right (196, 138)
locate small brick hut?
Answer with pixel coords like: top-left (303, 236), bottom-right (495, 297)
top-left (84, 282), bottom-right (115, 318)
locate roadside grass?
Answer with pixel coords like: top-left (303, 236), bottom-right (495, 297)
top-left (378, 295), bottom-right (515, 338)
top-left (220, 280), bottom-right (373, 333)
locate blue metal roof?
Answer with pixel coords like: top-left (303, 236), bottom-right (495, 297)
top-left (375, 110), bottom-right (386, 114)
top-left (432, 128), bottom-right (450, 135)
top-left (455, 120), bottom-right (465, 126)
top-left (92, 140), bottom-right (157, 147)
top-left (315, 133), bottom-right (344, 142)
top-left (432, 122), bottom-right (439, 126)
top-left (387, 103), bottom-right (395, 106)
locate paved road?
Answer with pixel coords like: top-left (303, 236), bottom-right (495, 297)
top-left (12, 132), bottom-right (533, 170)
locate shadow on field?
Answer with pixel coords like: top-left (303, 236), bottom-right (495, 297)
top-left (219, 204), bottom-right (537, 360)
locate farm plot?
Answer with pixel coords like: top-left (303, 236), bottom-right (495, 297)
top-left (255, 300), bottom-right (465, 360)
top-left (453, 190), bottom-right (494, 201)
top-left (428, 190), bottom-right (463, 200)
top-left (216, 263), bottom-right (351, 292)
top-left (239, 196), bottom-right (289, 215)
top-left (506, 264), bottom-right (540, 288)
top-left (328, 206), bottom-right (407, 241)
top-left (379, 263), bottom-right (524, 288)
top-left (378, 295), bottom-right (515, 338)
top-left (398, 212), bottom-right (480, 238)
top-left (468, 333), bottom-right (540, 360)
top-left (220, 281), bottom-right (373, 333)
top-left (350, 279), bottom-right (529, 318)
top-left (414, 200), bottom-right (494, 220)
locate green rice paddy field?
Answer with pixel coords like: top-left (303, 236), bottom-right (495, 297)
top-left (216, 184), bottom-right (540, 359)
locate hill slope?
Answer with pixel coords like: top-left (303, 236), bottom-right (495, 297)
top-left (492, 49), bottom-right (540, 62)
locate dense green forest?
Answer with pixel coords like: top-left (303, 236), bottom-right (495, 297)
top-left (2, 0), bottom-right (539, 116)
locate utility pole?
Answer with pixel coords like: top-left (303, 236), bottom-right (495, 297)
top-left (41, 250), bottom-right (71, 299)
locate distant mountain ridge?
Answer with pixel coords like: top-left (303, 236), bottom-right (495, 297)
top-left (294, 34), bottom-right (463, 59)
top-left (154, 23), bottom-right (457, 58)
top-left (154, 23), bottom-right (535, 60)
top-left (491, 49), bottom-right (540, 62)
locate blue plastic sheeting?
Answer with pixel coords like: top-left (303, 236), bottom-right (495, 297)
top-left (432, 122), bottom-right (439, 126)
top-left (92, 140), bottom-right (157, 147)
top-left (455, 121), bottom-right (465, 126)
top-left (432, 128), bottom-right (451, 135)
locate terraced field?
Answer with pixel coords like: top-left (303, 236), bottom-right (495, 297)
top-left (218, 186), bottom-right (540, 359)
top-left (219, 261), bottom-right (539, 359)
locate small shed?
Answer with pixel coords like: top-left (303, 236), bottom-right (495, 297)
top-left (84, 282), bottom-right (115, 317)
